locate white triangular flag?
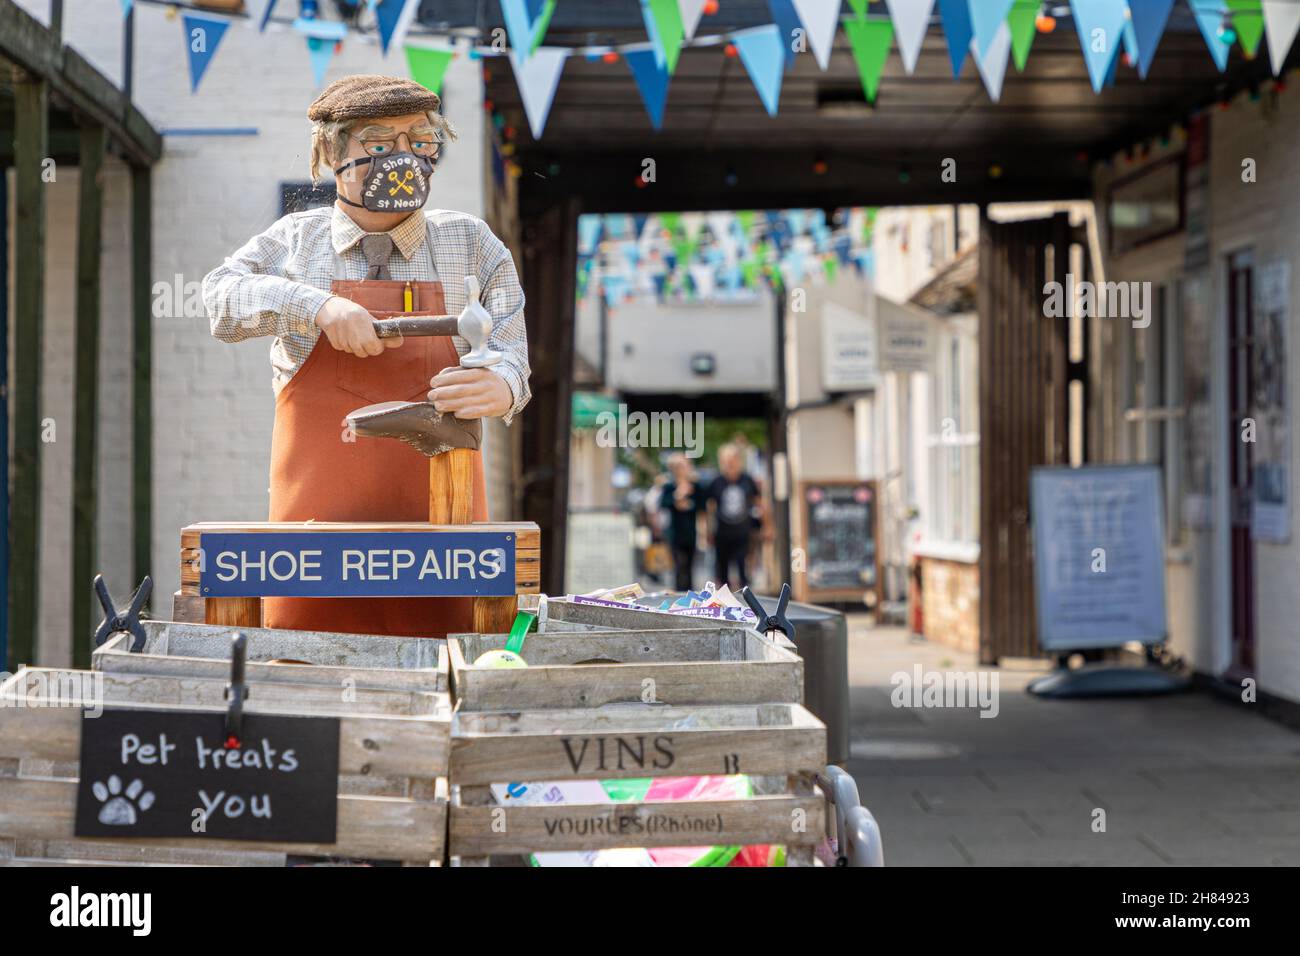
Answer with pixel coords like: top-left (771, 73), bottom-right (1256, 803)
top-left (509, 47), bottom-right (568, 139)
top-left (679, 0), bottom-right (708, 41)
top-left (1263, 1), bottom-right (1300, 75)
top-left (791, 0), bottom-right (843, 71)
top-left (971, 21), bottom-right (1011, 102)
top-left (884, 0), bottom-right (935, 74)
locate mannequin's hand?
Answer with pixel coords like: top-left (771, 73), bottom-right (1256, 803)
top-left (429, 367), bottom-right (513, 419)
top-left (315, 296), bottom-right (402, 357)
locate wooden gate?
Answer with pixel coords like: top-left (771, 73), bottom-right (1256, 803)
top-left (977, 212), bottom-right (1081, 664)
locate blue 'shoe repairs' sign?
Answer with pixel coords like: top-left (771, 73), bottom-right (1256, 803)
top-left (198, 531), bottom-right (517, 598)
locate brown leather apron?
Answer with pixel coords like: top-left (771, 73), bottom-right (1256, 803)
top-left (264, 241), bottom-right (488, 638)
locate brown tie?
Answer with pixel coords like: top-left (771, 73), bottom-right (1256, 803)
top-left (361, 233), bottom-right (395, 280)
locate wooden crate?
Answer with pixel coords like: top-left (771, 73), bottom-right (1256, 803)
top-left (543, 598), bottom-right (759, 635)
top-left (448, 627), bottom-right (802, 709)
top-left (93, 621), bottom-right (447, 694)
top-left (0, 668), bottom-right (450, 867)
top-left (445, 628), bottom-right (826, 866)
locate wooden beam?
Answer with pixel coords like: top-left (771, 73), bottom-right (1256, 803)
top-left (0, 1), bottom-right (162, 166)
top-left (10, 79), bottom-right (48, 669)
top-left (71, 121), bottom-right (106, 669)
top-left (131, 164), bottom-right (153, 602)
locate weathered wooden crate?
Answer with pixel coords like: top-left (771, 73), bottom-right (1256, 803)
top-left (445, 628), bottom-right (826, 866)
top-left (448, 627), bottom-right (802, 709)
top-left (93, 621), bottom-right (447, 694)
top-left (0, 667), bottom-right (450, 867)
top-left (543, 597), bottom-right (760, 634)
top-left (448, 702), bottom-right (827, 865)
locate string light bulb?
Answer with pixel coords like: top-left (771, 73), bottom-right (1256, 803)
top-left (1035, 4), bottom-right (1056, 33)
top-left (1217, 15), bottom-right (1236, 46)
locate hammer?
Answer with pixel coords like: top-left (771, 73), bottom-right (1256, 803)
top-left (347, 275), bottom-right (502, 524)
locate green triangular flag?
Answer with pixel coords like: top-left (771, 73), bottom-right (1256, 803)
top-left (846, 0), bottom-right (869, 18)
top-left (1007, 0), bottom-right (1038, 71)
top-left (659, 212), bottom-right (682, 235)
top-left (649, 0), bottom-right (685, 73)
top-left (736, 210), bottom-right (756, 234)
top-left (1227, 0), bottom-right (1265, 59)
top-left (405, 46), bottom-right (454, 95)
top-left (843, 15), bottom-right (893, 103)
top-left (823, 255), bottom-right (838, 282)
top-left (530, 0), bottom-right (557, 55)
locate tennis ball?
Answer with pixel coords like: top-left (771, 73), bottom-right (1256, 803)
top-left (473, 649), bottom-right (528, 668)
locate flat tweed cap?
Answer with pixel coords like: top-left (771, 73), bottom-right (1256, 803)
top-left (308, 74), bottom-right (442, 123)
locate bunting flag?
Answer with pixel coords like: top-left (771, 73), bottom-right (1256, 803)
top-left (625, 47), bottom-right (673, 129)
top-left (374, 0), bottom-right (418, 56)
top-left (679, 0), bottom-right (709, 40)
top-left (1189, 0), bottom-right (1231, 71)
top-left (768, 0), bottom-right (803, 68)
top-left (732, 25), bottom-right (786, 115)
top-left (844, 15), bottom-right (894, 103)
top-left (405, 45), bottom-right (454, 95)
top-left (884, 0), bottom-right (935, 74)
top-left (1006, 0), bottom-right (1037, 71)
top-left (502, 0), bottom-right (555, 62)
top-left (791, 0), bottom-right (843, 71)
top-left (643, 0), bottom-right (686, 73)
top-left (1127, 0), bottom-right (1175, 79)
top-left (1263, 0), bottom-right (1300, 74)
top-left (1071, 0), bottom-right (1127, 92)
top-left (120, 0), bottom-right (133, 15)
top-left (972, 20), bottom-right (1011, 101)
top-left (295, 18), bottom-right (347, 86)
top-left (936, 0), bottom-right (973, 76)
top-left (846, 0), bottom-right (868, 16)
top-left (246, 0), bottom-right (278, 33)
top-left (1228, 0), bottom-right (1265, 59)
top-left (509, 46), bottom-right (568, 138)
top-left (182, 12), bottom-right (231, 93)
top-left (968, 0), bottom-right (1012, 58)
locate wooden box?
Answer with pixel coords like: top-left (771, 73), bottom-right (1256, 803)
top-left (445, 628), bottom-right (826, 866)
top-left (93, 621), bottom-right (447, 694)
top-left (447, 627), bottom-right (802, 709)
top-left (0, 668), bottom-right (451, 867)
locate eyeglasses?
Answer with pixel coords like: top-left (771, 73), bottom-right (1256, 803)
top-left (352, 130), bottom-right (444, 159)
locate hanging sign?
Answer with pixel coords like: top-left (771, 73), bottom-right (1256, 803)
top-left (75, 709), bottom-right (339, 843)
top-left (197, 530), bottom-right (517, 598)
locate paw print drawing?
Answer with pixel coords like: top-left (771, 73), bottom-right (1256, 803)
top-left (91, 775), bottom-right (156, 826)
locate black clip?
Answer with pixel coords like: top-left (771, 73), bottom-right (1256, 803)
top-left (224, 633), bottom-right (249, 750)
top-left (92, 575), bottom-right (152, 653)
top-left (740, 582), bottom-right (796, 644)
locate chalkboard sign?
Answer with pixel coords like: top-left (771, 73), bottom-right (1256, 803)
top-left (75, 708), bottom-right (340, 843)
top-left (799, 481), bottom-right (879, 602)
top-left (198, 530), bottom-right (516, 598)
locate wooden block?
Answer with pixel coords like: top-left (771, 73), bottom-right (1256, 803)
top-left (205, 597), bottom-right (260, 628)
top-left (171, 590), bottom-right (205, 623)
top-left (472, 596), bottom-right (517, 635)
top-left (428, 449), bottom-right (475, 525)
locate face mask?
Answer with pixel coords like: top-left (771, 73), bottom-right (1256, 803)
top-left (335, 152), bottom-right (433, 213)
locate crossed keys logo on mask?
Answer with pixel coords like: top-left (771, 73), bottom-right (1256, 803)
top-left (388, 169), bottom-right (416, 197)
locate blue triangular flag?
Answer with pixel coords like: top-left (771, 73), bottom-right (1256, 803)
top-left (1071, 0), bottom-right (1127, 92)
top-left (120, 0), bottom-right (133, 15)
top-left (937, 0), bottom-right (973, 76)
top-left (374, 0), bottom-right (411, 56)
top-left (768, 0), bottom-right (803, 69)
top-left (632, 214), bottom-right (650, 239)
top-left (307, 37), bottom-right (336, 87)
top-left (732, 25), bottom-right (785, 115)
top-left (1188, 0), bottom-right (1230, 71)
top-left (1128, 0), bottom-right (1173, 78)
top-left (625, 48), bottom-right (672, 129)
top-left (969, 0), bottom-right (1013, 57)
top-left (246, 0), bottom-right (277, 32)
top-left (182, 13), bottom-right (231, 93)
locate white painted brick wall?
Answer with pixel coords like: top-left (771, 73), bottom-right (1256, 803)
top-left (18, 0), bottom-right (493, 623)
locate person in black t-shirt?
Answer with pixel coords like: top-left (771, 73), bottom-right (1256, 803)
top-left (660, 452), bottom-right (705, 592)
top-left (707, 443), bottom-right (759, 589)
